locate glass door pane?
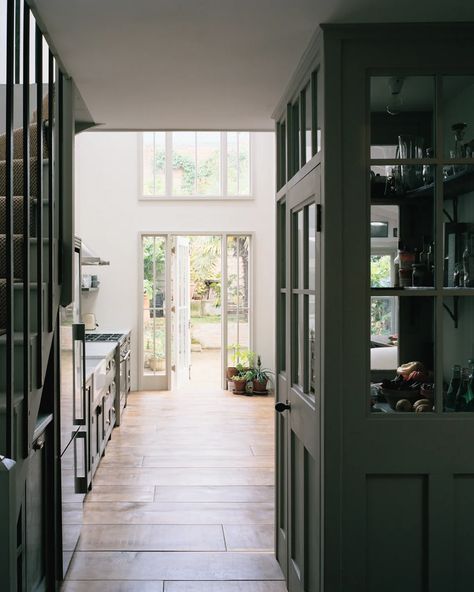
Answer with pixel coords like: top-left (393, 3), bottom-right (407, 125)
top-left (226, 236), bottom-right (251, 367)
top-left (291, 202), bottom-right (317, 396)
top-left (142, 236), bottom-right (167, 386)
top-left (370, 75), bottom-right (435, 159)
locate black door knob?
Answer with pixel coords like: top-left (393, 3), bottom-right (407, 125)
top-left (275, 401), bottom-right (291, 413)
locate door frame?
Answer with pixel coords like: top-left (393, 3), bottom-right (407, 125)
top-left (138, 231), bottom-right (255, 391)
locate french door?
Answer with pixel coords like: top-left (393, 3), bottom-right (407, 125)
top-left (140, 233), bottom-right (252, 391)
top-left (276, 166), bottom-right (322, 591)
top-left (173, 236), bottom-right (191, 388)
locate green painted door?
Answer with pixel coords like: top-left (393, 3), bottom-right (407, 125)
top-left (276, 166), bottom-right (321, 592)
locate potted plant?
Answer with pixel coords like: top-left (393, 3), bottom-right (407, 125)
top-left (231, 368), bottom-right (252, 395)
top-left (227, 344), bottom-right (255, 380)
top-left (149, 353), bottom-right (165, 372)
top-left (249, 356), bottom-right (273, 394)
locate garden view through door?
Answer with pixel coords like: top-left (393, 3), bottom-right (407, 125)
top-left (142, 235), bottom-right (168, 390)
top-left (141, 234), bottom-right (251, 390)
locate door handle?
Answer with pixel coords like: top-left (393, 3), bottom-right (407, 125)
top-left (72, 323), bottom-right (87, 426)
top-left (275, 401), bottom-right (291, 413)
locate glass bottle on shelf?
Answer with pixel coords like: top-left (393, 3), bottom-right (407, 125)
top-left (445, 364), bottom-right (461, 410)
top-left (455, 368), bottom-right (469, 411)
top-left (422, 148), bottom-right (434, 185)
top-left (462, 234), bottom-right (474, 287)
top-left (419, 236), bottom-right (429, 266)
top-left (393, 242), bottom-right (401, 287)
top-left (466, 360), bottom-right (474, 411)
top-left (412, 264), bottom-right (427, 286)
top-left (454, 263), bottom-right (463, 287)
top-left (452, 122), bottom-right (468, 159)
top-left (399, 245), bottom-right (415, 286)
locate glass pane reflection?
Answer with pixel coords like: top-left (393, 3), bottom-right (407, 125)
top-left (370, 76), bottom-right (435, 159)
top-left (371, 297), bottom-right (435, 414)
top-left (442, 76), bottom-right (474, 160)
top-left (443, 297), bottom-right (474, 412)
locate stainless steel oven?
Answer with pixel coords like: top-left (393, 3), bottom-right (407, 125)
top-left (118, 334), bottom-right (131, 425)
top-left (84, 331), bottom-right (131, 426)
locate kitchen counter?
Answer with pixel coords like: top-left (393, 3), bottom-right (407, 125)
top-left (86, 341), bottom-right (118, 359)
top-left (85, 342), bottom-right (118, 382)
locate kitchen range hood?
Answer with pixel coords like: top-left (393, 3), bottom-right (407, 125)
top-left (81, 242), bottom-right (110, 266)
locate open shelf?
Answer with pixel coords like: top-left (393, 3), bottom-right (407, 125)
top-left (371, 165), bottom-right (474, 204)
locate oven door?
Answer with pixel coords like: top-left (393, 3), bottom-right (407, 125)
top-left (120, 351), bottom-right (130, 406)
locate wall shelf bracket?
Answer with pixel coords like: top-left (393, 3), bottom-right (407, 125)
top-left (443, 297), bottom-right (459, 329)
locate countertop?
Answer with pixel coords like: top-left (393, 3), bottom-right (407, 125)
top-left (86, 341), bottom-right (118, 359)
top-left (85, 342), bottom-right (117, 382)
top-left (84, 329), bottom-right (131, 381)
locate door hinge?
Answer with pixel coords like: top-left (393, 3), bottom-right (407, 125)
top-left (316, 204), bottom-right (322, 232)
top-left (172, 364), bottom-right (176, 371)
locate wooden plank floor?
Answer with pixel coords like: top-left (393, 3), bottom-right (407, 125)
top-left (62, 389), bottom-right (285, 592)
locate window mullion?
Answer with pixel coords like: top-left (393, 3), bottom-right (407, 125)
top-left (194, 131), bottom-right (198, 194)
top-left (221, 131), bottom-right (227, 197)
top-left (237, 132), bottom-right (240, 196)
top-left (153, 132), bottom-right (156, 195)
top-left (165, 132), bottom-right (172, 196)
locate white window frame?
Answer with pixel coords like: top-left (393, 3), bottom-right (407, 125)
top-left (138, 131), bottom-right (254, 201)
top-left (138, 231), bottom-right (255, 391)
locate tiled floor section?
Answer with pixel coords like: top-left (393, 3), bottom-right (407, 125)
top-left (62, 389), bottom-right (284, 591)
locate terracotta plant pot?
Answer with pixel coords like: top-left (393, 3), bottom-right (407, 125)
top-left (252, 379), bottom-right (268, 393)
top-left (227, 366), bottom-right (238, 380)
top-left (232, 378), bottom-right (248, 394)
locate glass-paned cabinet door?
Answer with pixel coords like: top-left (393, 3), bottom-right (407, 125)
top-left (291, 203), bottom-right (318, 396)
top-left (369, 74), bottom-right (437, 415)
top-left (441, 75), bottom-right (474, 413)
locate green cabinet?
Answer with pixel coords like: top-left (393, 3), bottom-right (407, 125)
top-left (274, 23), bottom-right (474, 592)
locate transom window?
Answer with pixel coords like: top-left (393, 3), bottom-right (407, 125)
top-left (142, 131), bottom-right (251, 198)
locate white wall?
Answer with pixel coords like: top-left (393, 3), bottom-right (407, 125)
top-left (75, 131), bottom-right (276, 390)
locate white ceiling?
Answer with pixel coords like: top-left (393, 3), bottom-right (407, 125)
top-left (30, 0), bottom-right (474, 131)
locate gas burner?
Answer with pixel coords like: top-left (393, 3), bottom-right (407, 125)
top-left (85, 333), bottom-right (124, 342)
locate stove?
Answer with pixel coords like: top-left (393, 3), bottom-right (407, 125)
top-left (84, 330), bottom-right (131, 427)
top-left (85, 333), bottom-right (124, 342)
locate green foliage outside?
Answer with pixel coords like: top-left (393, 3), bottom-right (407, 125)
top-left (143, 141), bottom-right (250, 196)
top-left (371, 298), bottom-right (393, 335)
top-left (370, 255), bottom-right (393, 335)
top-left (189, 236), bottom-right (221, 302)
top-left (143, 237), bottom-right (166, 300)
top-left (370, 255), bottom-right (391, 288)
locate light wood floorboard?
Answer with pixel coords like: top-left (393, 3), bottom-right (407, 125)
top-left (67, 551), bottom-right (283, 581)
top-left (165, 583), bottom-right (287, 592)
top-left (76, 524), bottom-right (226, 551)
top-left (62, 581), bottom-right (164, 591)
